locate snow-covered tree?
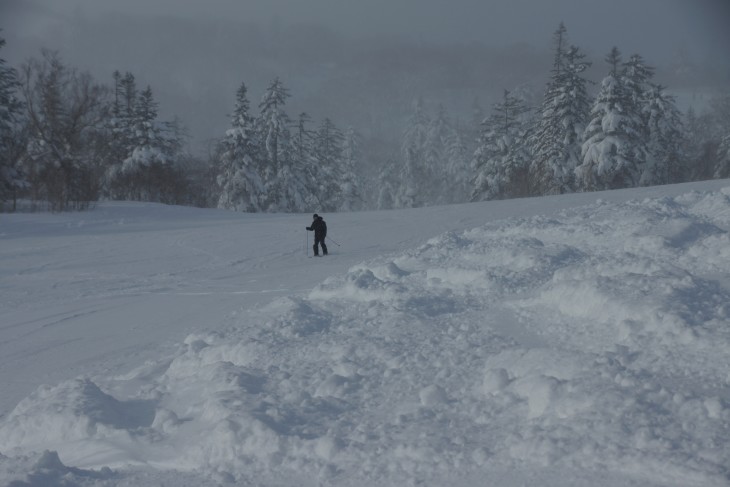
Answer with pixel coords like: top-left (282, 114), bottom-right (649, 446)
top-left (577, 47), bottom-right (647, 191)
top-left (715, 134), bottom-right (730, 179)
top-left (339, 126), bottom-right (363, 211)
top-left (530, 24), bottom-right (592, 195)
top-left (643, 84), bottom-right (685, 185)
top-left (376, 157), bottom-right (398, 210)
top-left (622, 54), bottom-right (656, 185)
top-left (0, 33), bottom-right (26, 209)
top-left (0, 36), bottom-right (20, 131)
top-left (552, 22), bottom-right (568, 74)
top-left (683, 106), bottom-right (712, 181)
top-left (423, 104), bottom-right (453, 204)
top-left (313, 117), bottom-right (345, 212)
top-left (292, 112), bottom-right (315, 171)
top-left (216, 82), bottom-right (264, 212)
top-left (471, 90), bottom-right (531, 201)
top-left (257, 77), bottom-right (300, 211)
top-left (105, 71), bottom-right (136, 170)
top-left (131, 87), bottom-right (163, 151)
top-left (622, 54), bottom-right (655, 115)
top-left (290, 111), bottom-right (322, 210)
top-left (709, 95), bottom-right (730, 179)
top-left (120, 72), bottom-right (137, 121)
top-left (397, 97), bottom-right (430, 208)
top-left (112, 85), bottom-right (184, 203)
top-left (105, 73), bottom-right (187, 203)
top-left (683, 95), bottom-right (730, 181)
top-left (257, 77), bottom-right (290, 182)
top-left (445, 122), bottom-right (470, 203)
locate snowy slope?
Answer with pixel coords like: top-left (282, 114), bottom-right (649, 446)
top-left (1, 180), bottom-right (730, 486)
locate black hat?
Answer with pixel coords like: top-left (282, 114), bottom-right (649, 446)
top-left (313, 213), bottom-right (319, 219)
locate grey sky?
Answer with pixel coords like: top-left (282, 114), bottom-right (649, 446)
top-left (5, 0), bottom-right (729, 63)
top-left (2, 0), bottom-right (728, 154)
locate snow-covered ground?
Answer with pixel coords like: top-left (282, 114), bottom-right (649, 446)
top-left (1, 180), bottom-right (730, 486)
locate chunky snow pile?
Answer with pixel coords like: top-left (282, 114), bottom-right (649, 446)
top-left (2, 188), bottom-right (730, 486)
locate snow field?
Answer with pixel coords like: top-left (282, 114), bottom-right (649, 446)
top-left (1, 186), bottom-right (730, 486)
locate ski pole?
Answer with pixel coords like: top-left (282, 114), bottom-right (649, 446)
top-left (306, 229), bottom-right (309, 257)
top-left (327, 236), bottom-right (341, 247)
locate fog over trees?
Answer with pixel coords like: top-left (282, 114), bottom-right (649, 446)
top-left (1, 1), bottom-right (730, 212)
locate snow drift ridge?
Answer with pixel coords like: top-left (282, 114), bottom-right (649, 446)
top-left (1, 187), bottom-right (730, 486)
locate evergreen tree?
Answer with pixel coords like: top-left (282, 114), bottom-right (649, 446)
top-left (622, 53), bottom-right (655, 184)
top-left (683, 106), bottom-right (715, 181)
top-left (0, 34), bottom-right (25, 209)
top-left (622, 54), bottom-right (655, 115)
top-left (530, 24), bottom-right (591, 195)
top-left (467, 97), bottom-right (485, 153)
top-left (313, 117), bottom-right (345, 212)
top-left (715, 134), bottom-right (730, 179)
top-left (104, 71), bottom-right (137, 199)
top-left (0, 34), bottom-right (22, 136)
top-left (577, 47), bottom-right (647, 191)
top-left (257, 77), bottom-right (297, 210)
top-left (471, 90), bottom-right (531, 201)
top-left (340, 126), bottom-right (363, 211)
top-left (120, 72), bottom-right (137, 121)
top-left (114, 72), bottom-right (137, 150)
top-left (397, 97), bottom-right (430, 208)
top-left (424, 104), bottom-right (452, 204)
top-left (605, 46), bottom-right (621, 77)
top-left (290, 111), bottom-right (321, 211)
top-left (216, 82), bottom-right (264, 212)
top-left (106, 84), bottom-right (186, 204)
top-left (682, 107), bottom-right (698, 178)
top-left (122, 87), bottom-right (164, 200)
top-left (553, 22), bottom-right (568, 74)
top-left (711, 95), bottom-right (730, 179)
top-left (257, 77), bottom-right (290, 181)
top-left (376, 157), bottom-right (398, 210)
top-left (292, 112), bottom-right (315, 171)
top-left (445, 121), bottom-right (470, 203)
top-left (111, 70), bottom-right (123, 117)
top-left (135, 87), bottom-right (160, 145)
top-left (643, 84), bottom-right (685, 184)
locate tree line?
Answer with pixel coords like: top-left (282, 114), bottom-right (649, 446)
top-left (0, 45), bottom-right (192, 212)
top-left (214, 79), bottom-right (362, 213)
top-left (1, 25), bottom-right (729, 213)
top-left (379, 24), bottom-right (730, 208)
top-left (0, 33), bottom-right (362, 213)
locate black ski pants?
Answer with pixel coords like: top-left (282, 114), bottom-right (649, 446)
top-left (313, 236), bottom-right (328, 256)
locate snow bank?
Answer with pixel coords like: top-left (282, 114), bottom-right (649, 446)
top-left (2, 187), bottom-right (730, 486)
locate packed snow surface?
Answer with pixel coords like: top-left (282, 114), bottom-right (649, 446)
top-left (1, 180), bottom-right (730, 486)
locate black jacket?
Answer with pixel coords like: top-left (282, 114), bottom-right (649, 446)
top-left (307, 217), bottom-right (327, 239)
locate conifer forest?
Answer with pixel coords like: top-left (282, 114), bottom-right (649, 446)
top-left (1, 23), bottom-right (729, 213)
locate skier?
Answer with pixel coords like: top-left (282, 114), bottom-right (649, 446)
top-left (306, 213), bottom-right (328, 256)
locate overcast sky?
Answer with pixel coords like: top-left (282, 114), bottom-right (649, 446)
top-left (2, 0), bottom-right (728, 154)
top-left (4, 0), bottom-right (730, 64)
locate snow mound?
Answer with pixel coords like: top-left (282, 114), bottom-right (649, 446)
top-left (2, 187), bottom-right (730, 486)
top-left (0, 450), bottom-right (114, 486)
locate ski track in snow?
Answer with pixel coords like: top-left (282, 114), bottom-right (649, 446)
top-left (1, 183), bottom-right (730, 486)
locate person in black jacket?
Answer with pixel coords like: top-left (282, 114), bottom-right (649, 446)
top-left (306, 213), bottom-right (328, 256)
